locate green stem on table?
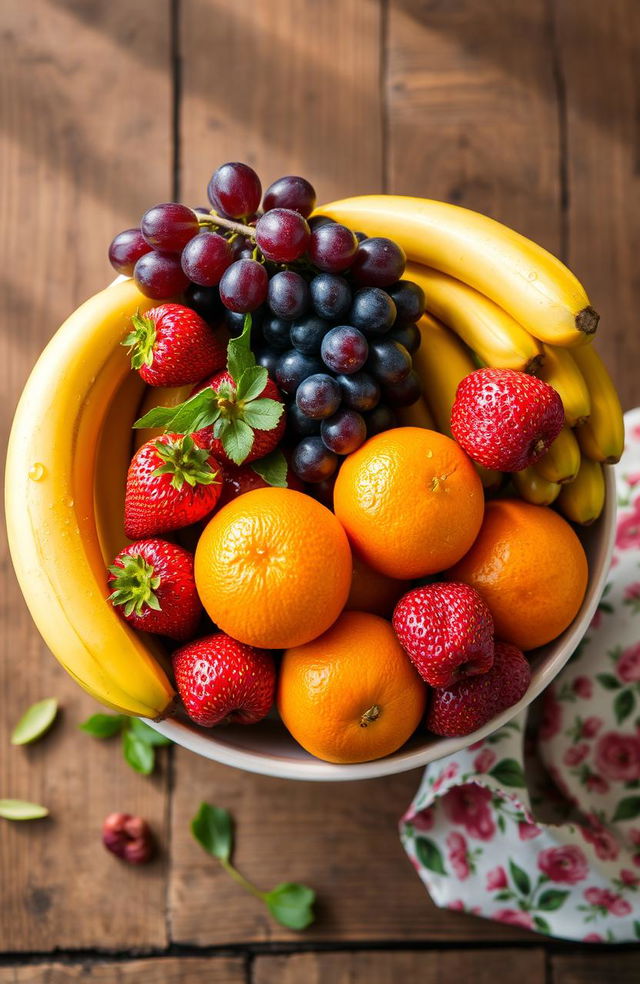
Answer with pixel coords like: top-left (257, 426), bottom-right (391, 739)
top-left (220, 857), bottom-right (267, 900)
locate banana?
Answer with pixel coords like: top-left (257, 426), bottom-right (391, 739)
top-left (537, 344), bottom-right (591, 427)
top-left (5, 280), bottom-right (176, 719)
top-left (407, 263), bottom-right (543, 372)
top-left (414, 314), bottom-right (502, 490)
top-left (557, 456), bottom-right (606, 526)
top-left (571, 345), bottom-right (625, 463)
top-left (395, 396), bottom-right (435, 430)
top-left (319, 196), bottom-right (598, 346)
top-left (534, 426), bottom-right (581, 485)
top-left (512, 467), bottom-right (561, 506)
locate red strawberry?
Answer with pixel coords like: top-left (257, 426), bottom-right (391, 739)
top-left (123, 303), bottom-right (226, 386)
top-left (392, 583), bottom-right (494, 687)
top-left (124, 433), bottom-right (223, 538)
top-left (451, 367), bottom-right (564, 471)
top-left (427, 641), bottom-right (531, 737)
top-left (172, 633), bottom-right (276, 727)
top-left (218, 456), bottom-right (304, 506)
top-left (108, 539), bottom-right (202, 641)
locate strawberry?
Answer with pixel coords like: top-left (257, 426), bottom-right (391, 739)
top-left (218, 454), bottom-right (304, 506)
top-left (392, 583), bottom-right (494, 687)
top-left (123, 303), bottom-right (226, 386)
top-left (134, 314), bottom-right (286, 467)
top-left (124, 433), bottom-right (223, 538)
top-left (108, 538), bottom-right (202, 641)
top-left (451, 367), bottom-right (564, 471)
top-left (427, 641), bottom-right (531, 737)
top-left (172, 633), bottom-right (276, 727)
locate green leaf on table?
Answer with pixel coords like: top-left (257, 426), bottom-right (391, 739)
top-left (612, 796), bottom-right (640, 822)
top-left (415, 837), bottom-right (447, 875)
top-left (251, 449), bottom-right (288, 488)
top-left (533, 915), bottom-right (551, 935)
top-left (128, 717), bottom-right (172, 746)
top-left (538, 889), bottom-right (569, 911)
top-left (227, 314), bottom-right (256, 382)
top-left (597, 673), bottom-right (621, 691)
top-left (236, 365), bottom-right (268, 403)
top-left (11, 698), bottom-right (58, 745)
top-left (509, 859), bottom-right (531, 897)
top-left (191, 802), bottom-right (233, 861)
top-left (79, 713), bottom-right (126, 738)
top-left (614, 689), bottom-right (636, 725)
top-left (122, 730), bottom-right (155, 775)
top-left (0, 799), bottom-right (49, 820)
top-left (489, 758), bottom-right (526, 787)
top-left (242, 398), bottom-right (283, 430)
top-left (265, 882), bottom-right (316, 930)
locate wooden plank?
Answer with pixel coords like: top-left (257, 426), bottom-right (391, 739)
top-left (254, 949), bottom-right (547, 984)
top-left (552, 952), bottom-right (640, 984)
top-left (179, 0), bottom-right (384, 204)
top-left (386, 0), bottom-right (562, 252)
top-left (0, 958), bottom-right (246, 983)
top-left (0, 0), bottom-right (172, 951)
top-left (555, 0), bottom-right (640, 410)
top-left (168, 760), bottom-right (529, 943)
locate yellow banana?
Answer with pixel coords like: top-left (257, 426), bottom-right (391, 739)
top-left (407, 263), bottom-right (542, 372)
top-left (571, 345), bottom-right (625, 463)
top-left (512, 467), bottom-right (561, 506)
top-left (557, 456), bottom-right (606, 526)
top-left (395, 396), bottom-right (435, 430)
top-left (5, 280), bottom-right (176, 719)
top-left (538, 344), bottom-right (591, 427)
top-left (414, 314), bottom-right (502, 490)
top-left (534, 426), bottom-right (581, 484)
top-left (319, 196), bottom-right (598, 346)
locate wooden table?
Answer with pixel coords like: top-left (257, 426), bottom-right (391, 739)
top-left (1, 2), bottom-right (638, 980)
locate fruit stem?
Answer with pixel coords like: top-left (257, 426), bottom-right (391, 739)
top-left (220, 857), bottom-right (267, 900)
top-left (360, 705), bottom-right (381, 728)
top-left (198, 212), bottom-right (256, 239)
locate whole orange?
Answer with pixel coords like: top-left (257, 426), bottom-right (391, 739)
top-left (448, 498), bottom-right (588, 651)
top-left (278, 611), bottom-right (427, 764)
top-left (345, 551), bottom-right (410, 617)
top-left (195, 488), bottom-right (352, 648)
top-left (333, 427), bottom-right (484, 578)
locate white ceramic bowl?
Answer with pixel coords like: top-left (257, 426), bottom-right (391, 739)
top-left (147, 471), bottom-right (616, 781)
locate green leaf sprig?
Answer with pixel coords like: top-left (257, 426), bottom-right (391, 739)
top-left (80, 713), bottom-right (171, 775)
top-left (191, 802), bottom-right (315, 931)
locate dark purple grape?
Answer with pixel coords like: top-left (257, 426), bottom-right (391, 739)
top-left (366, 339), bottom-right (412, 384)
top-left (354, 231), bottom-right (368, 243)
top-left (207, 162), bottom-right (262, 219)
top-left (133, 252), bottom-right (190, 299)
top-left (108, 228), bottom-right (151, 275)
top-left (348, 288), bottom-right (397, 334)
top-left (290, 315), bottom-right (330, 355)
top-left (296, 374), bottom-right (341, 419)
top-left (275, 350), bottom-right (324, 395)
top-left (185, 284), bottom-right (223, 323)
top-left (383, 369), bottom-right (423, 407)
top-left (219, 259), bottom-right (268, 313)
top-left (287, 403), bottom-right (321, 437)
top-left (321, 326), bottom-right (368, 374)
top-left (309, 274), bottom-right (351, 320)
top-left (228, 235), bottom-right (254, 261)
top-left (255, 346), bottom-right (280, 377)
top-left (308, 215), bottom-right (335, 231)
top-left (292, 437), bottom-right (338, 483)
top-left (309, 223), bottom-right (358, 273)
top-left (262, 176), bottom-right (317, 217)
top-left (181, 231), bottom-right (232, 286)
top-left (350, 237), bottom-right (406, 287)
top-left (255, 208), bottom-right (310, 263)
top-left (307, 474), bottom-right (337, 507)
top-left (268, 270), bottom-right (310, 321)
top-left (321, 409), bottom-right (367, 455)
top-left (263, 315), bottom-right (293, 350)
top-left (389, 322), bottom-right (421, 354)
top-left (365, 403), bottom-right (398, 436)
top-left (386, 280), bottom-right (426, 324)
top-left (140, 203), bottom-right (199, 253)
top-left (336, 371), bottom-right (380, 412)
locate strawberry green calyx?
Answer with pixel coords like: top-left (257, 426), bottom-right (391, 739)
top-left (152, 434), bottom-right (220, 490)
top-left (123, 312), bottom-right (157, 371)
top-left (108, 555), bottom-right (162, 618)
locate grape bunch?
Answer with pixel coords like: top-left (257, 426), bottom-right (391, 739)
top-left (108, 162), bottom-right (426, 485)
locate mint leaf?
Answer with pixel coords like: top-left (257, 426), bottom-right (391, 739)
top-left (129, 718), bottom-right (172, 746)
top-left (265, 882), bottom-right (315, 930)
top-left (219, 418), bottom-right (255, 465)
top-left (242, 398), bottom-right (284, 430)
top-left (0, 799), bottom-right (49, 821)
top-left (134, 389), bottom-right (219, 434)
top-left (11, 698), bottom-right (58, 745)
top-left (236, 366), bottom-right (268, 402)
top-left (191, 802), bottom-right (233, 861)
top-left (79, 713), bottom-right (126, 738)
top-left (227, 314), bottom-right (255, 382)
top-left (122, 730), bottom-right (155, 775)
top-left (251, 450), bottom-right (288, 488)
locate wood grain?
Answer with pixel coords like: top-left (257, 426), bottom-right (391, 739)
top-left (0, 0), bottom-right (172, 951)
top-left (0, 958), bottom-right (246, 983)
top-left (551, 952), bottom-right (640, 984)
top-left (254, 949), bottom-right (547, 983)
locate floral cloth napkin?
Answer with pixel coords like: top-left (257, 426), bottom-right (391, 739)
top-left (400, 409), bottom-right (640, 942)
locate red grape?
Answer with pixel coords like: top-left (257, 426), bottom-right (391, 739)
top-left (292, 436), bottom-right (338, 483)
top-left (383, 369), bottom-right (423, 407)
top-left (321, 409), bottom-right (367, 455)
top-left (181, 231), bottom-right (232, 286)
top-left (268, 270), bottom-right (310, 320)
top-left (296, 374), bottom-right (342, 419)
top-left (350, 237), bottom-right (406, 287)
top-left (108, 228), bottom-right (151, 275)
top-left (140, 203), bottom-right (199, 252)
top-left (133, 252), bottom-right (190, 299)
top-left (262, 176), bottom-right (317, 217)
top-left (386, 280), bottom-right (426, 324)
top-left (219, 259), bottom-right (268, 312)
top-left (321, 326), bottom-right (368, 374)
top-left (308, 223), bottom-right (358, 273)
top-left (255, 208), bottom-right (310, 263)
top-left (208, 162), bottom-right (262, 219)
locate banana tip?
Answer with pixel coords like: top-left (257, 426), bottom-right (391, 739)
top-left (576, 306), bottom-right (599, 336)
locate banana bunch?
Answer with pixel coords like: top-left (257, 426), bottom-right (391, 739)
top-left (5, 280), bottom-right (176, 719)
top-left (322, 195), bottom-right (624, 524)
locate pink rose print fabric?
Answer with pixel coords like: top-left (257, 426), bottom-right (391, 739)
top-left (400, 410), bottom-right (640, 943)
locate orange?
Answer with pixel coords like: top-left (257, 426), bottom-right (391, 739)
top-left (345, 550), bottom-right (410, 617)
top-left (278, 611), bottom-right (426, 763)
top-left (333, 427), bottom-right (484, 578)
top-left (194, 488), bottom-right (352, 648)
top-left (448, 498), bottom-right (588, 651)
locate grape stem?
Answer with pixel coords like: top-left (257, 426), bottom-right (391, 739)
top-left (198, 212), bottom-right (256, 239)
